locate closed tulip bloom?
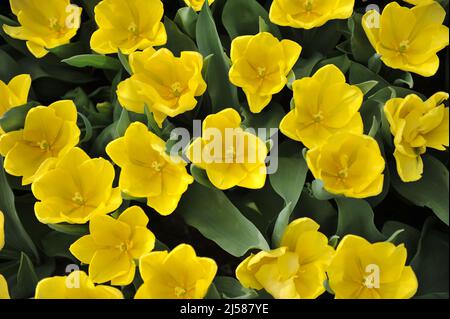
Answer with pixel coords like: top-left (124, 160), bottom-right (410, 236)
top-left (135, 244), bottom-right (217, 299)
top-left (306, 133), bottom-right (385, 198)
top-left (269, 0), bottom-right (355, 29)
top-left (0, 275), bottom-right (9, 299)
top-left (117, 48), bottom-right (207, 127)
top-left (32, 147), bottom-right (122, 224)
top-left (0, 100), bottom-right (80, 185)
top-left (229, 32), bottom-right (302, 113)
top-left (280, 65), bottom-right (364, 149)
top-left (236, 218), bottom-right (334, 299)
top-left (384, 92), bottom-right (449, 182)
top-left (70, 206), bottom-right (155, 286)
top-left (362, 1), bottom-right (449, 77)
top-left (327, 235), bottom-right (418, 299)
top-left (0, 74), bottom-right (32, 130)
top-left (184, 0), bottom-right (215, 11)
top-left (91, 0), bottom-right (166, 54)
top-left (35, 271), bottom-right (123, 299)
top-left (186, 108), bottom-right (268, 190)
top-left (3, 0), bottom-right (82, 58)
top-left (106, 122), bottom-right (194, 216)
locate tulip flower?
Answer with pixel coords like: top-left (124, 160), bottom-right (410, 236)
top-left (327, 235), bottom-right (418, 299)
top-left (384, 92), bottom-right (449, 182)
top-left (35, 271), bottom-right (123, 299)
top-left (306, 133), bottom-right (385, 198)
top-left (117, 48), bottom-right (207, 127)
top-left (32, 147), bottom-right (122, 224)
top-left (362, 1), bottom-right (449, 77)
top-left (0, 74), bottom-right (32, 133)
top-left (3, 0), bottom-right (82, 58)
top-left (0, 100), bottom-right (80, 185)
top-left (229, 32), bottom-right (302, 113)
top-left (236, 218), bottom-right (334, 299)
top-left (135, 244), bottom-right (217, 299)
top-left (106, 122), bottom-right (194, 216)
top-left (70, 206), bottom-right (155, 286)
top-left (186, 108), bottom-right (268, 190)
top-left (280, 65), bottom-right (364, 149)
top-left (269, 0), bottom-right (355, 29)
top-left (90, 0), bottom-right (166, 55)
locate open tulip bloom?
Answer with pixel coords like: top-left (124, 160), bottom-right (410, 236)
top-left (0, 0), bottom-right (448, 304)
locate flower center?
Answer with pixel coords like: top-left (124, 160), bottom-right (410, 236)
top-left (151, 161), bottom-right (163, 172)
top-left (72, 192), bottom-right (85, 206)
top-left (257, 66), bottom-right (266, 78)
top-left (399, 40), bottom-right (410, 53)
top-left (338, 167), bottom-right (349, 179)
top-left (174, 286), bottom-right (187, 298)
top-left (128, 22), bottom-right (138, 34)
top-left (171, 82), bottom-right (183, 97)
top-left (116, 241), bottom-right (133, 252)
top-left (305, 0), bottom-right (314, 11)
top-left (37, 140), bottom-right (50, 151)
top-left (49, 17), bottom-right (62, 31)
top-left (313, 111), bottom-right (324, 123)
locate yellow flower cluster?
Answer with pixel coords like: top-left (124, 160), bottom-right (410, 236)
top-left (237, 218), bottom-right (418, 299)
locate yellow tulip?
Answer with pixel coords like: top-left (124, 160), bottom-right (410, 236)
top-left (3, 0), bottom-right (82, 58)
top-left (117, 48), bottom-right (207, 127)
top-left (0, 74), bottom-right (32, 128)
top-left (236, 218), bottom-right (334, 299)
top-left (327, 235), bottom-right (418, 299)
top-left (70, 206), bottom-right (155, 286)
top-left (186, 108), bottom-right (268, 190)
top-left (229, 32), bottom-right (301, 113)
top-left (403, 0), bottom-right (428, 5)
top-left (0, 100), bottom-right (80, 185)
top-left (106, 122), bottom-right (194, 216)
top-left (384, 92), bottom-right (449, 182)
top-left (306, 133), bottom-right (385, 198)
top-left (269, 0), bottom-right (355, 29)
top-left (0, 274), bottom-right (9, 299)
top-left (362, 1), bottom-right (449, 77)
top-left (135, 244), bottom-right (217, 299)
top-left (91, 0), bottom-right (166, 55)
top-left (35, 271), bottom-right (123, 299)
top-left (280, 65), bottom-right (364, 149)
top-left (31, 147), bottom-right (122, 224)
top-left (0, 211), bottom-right (4, 251)
top-left (184, 0), bottom-right (215, 12)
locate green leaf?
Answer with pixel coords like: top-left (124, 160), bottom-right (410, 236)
top-left (355, 80), bottom-right (379, 95)
top-left (270, 142), bottom-right (309, 247)
top-left (0, 102), bottom-right (39, 133)
top-left (115, 108), bottom-right (130, 138)
top-left (197, 2), bottom-right (239, 112)
top-left (77, 112), bottom-right (94, 144)
top-left (382, 221), bottom-right (421, 263)
top-left (164, 17), bottom-right (198, 56)
top-left (41, 231), bottom-right (78, 260)
top-left (49, 42), bottom-right (87, 60)
top-left (316, 54), bottom-right (351, 74)
top-left (349, 62), bottom-right (389, 94)
top-left (241, 102), bottom-right (285, 138)
top-left (214, 276), bottom-right (258, 299)
top-left (178, 182), bottom-right (270, 257)
top-left (348, 13), bottom-right (376, 63)
top-left (190, 165), bottom-right (215, 189)
top-left (391, 155), bottom-right (449, 226)
top-left (293, 52), bottom-right (324, 79)
top-left (15, 252), bottom-right (39, 298)
top-left (47, 223), bottom-right (89, 237)
top-left (118, 50), bottom-right (132, 75)
top-left (0, 158), bottom-right (39, 261)
top-left (335, 198), bottom-right (385, 242)
top-left (368, 54), bottom-right (382, 74)
top-left (175, 7), bottom-right (198, 39)
top-left (412, 217), bottom-right (449, 297)
top-left (222, 0), bottom-right (281, 39)
top-left (62, 54), bottom-right (122, 71)
top-left (0, 48), bottom-right (20, 82)
top-left (311, 179), bottom-right (336, 201)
